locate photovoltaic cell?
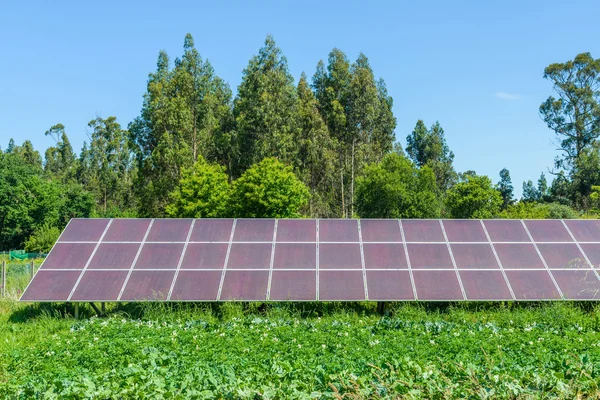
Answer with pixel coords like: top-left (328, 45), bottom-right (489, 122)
top-left (319, 244), bottom-right (362, 269)
top-left (41, 243), bottom-right (97, 269)
top-left (493, 243), bottom-right (545, 269)
top-left (103, 219), bottom-right (151, 242)
top-left (87, 243), bottom-right (139, 269)
top-left (406, 244), bottom-right (453, 269)
top-left (233, 219), bottom-right (274, 242)
top-left (120, 270), bottom-right (175, 301)
top-left (59, 218), bottom-right (110, 242)
top-left (276, 219), bottom-right (316, 242)
top-left (71, 271), bottom-right (128, 301)
top-left (146, 219), bottom-right (192, 242)
top-left (401, 220), bottom-right (444, 242)
top-left (180, 243), bottom-right (228, 269)
top-left (273, 243), bottom-right (316, 269)
top-left (523, 220), bottom-right (573, 242)
top-left (413, 270), bottom-right (463, 300)
top-left (360, 219), bottom-right (402, 242)
top-left (564, 220), bottom-right (600, 242)
top-left (459, 270), bottom-right (512, 300)
top-left (270, 270), bottom-right (316, 300)
top-left (580, 244), bottom-right (600, 268)
top-left (171, 270), bottom-right (222, 300)
top-left (134, 243), bottom-right (185, 269)
top-left (190, 219), bottom-right (233, 242)
top-left (21, 270), bottom-right (81, 301)
top-left (536, 243), bottom-right (590, 269)
top-left (220, 270), bottom-right (269, 300)
top-left (442, 220), bottom-right (487, 242)
top-left (551, 270), bottom-right (600, 300)
top-left (450, 244), bottom-right (499, 269)
top-left (319, 219), bottom-right (359, 242)
top-left (366, 270), bottom-right (414, 300)
top-left (483, 220), bottom-right (530, 242)
top-left (319, 270), bottom-right (365, 300)
top-left (505, 270), bottom-right (561, 300)
top-left (363, 244), bottom-right (407, 269)
top-left (226, 243), bottom-right (272, 269)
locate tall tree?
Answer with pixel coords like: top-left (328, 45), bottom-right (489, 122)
top-left (9, 139), bottom-right (42, 168)
top-left (44, 123), bottom-right (76, 182)
top-left (537, 172), bottom-right (549, 202)
top-left (497, 168), bottom-right (514, 209)
top-left (522, 180), bottom-right (540, 202)
top-left (445, 174), bottom-right (502, 218)
top-left (234, 35), bottom-right (298, 173)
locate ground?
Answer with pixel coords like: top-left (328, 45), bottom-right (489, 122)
top-left (1, 300), bottom-right (600, 399)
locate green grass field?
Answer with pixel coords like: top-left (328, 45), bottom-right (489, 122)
top-left (1, 300), bottom-right (600, 399)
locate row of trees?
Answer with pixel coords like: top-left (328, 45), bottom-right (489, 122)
top-left (2, 35), bottom-right (599, 251)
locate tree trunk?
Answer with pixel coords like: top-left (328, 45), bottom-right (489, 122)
top-left (340, 152), bottom-right (345, 218)
top-left (351, 140), bottom-right (355, 218)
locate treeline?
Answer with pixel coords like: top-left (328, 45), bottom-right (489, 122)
top-left (2, 35), bottom-right (599, 252)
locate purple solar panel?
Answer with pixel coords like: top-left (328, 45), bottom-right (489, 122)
top-left (87, 243), bottom-right (139, 269)
top-left (71, 271), bottom-right (128, 301)
top-left (40, 243), bottom-right (97, 269)
top-left (450, 244), bottom-right (499, 269)
top-left (220, 270), bottom-right (268, 300)
top-left (442, 220), bottom-right (487, 242)
top-left (190, 219), bottom-right (233, 242)
top-left (233, 219), bottom-right (274, 242)
top-left (270, 270), bottom-right (316, 300)
top-left (523, 220), bottom-right (572, 242)
top-left (401, 220), bottom-right (445, 242)
top-left (21, 270), bottom-right (81, 301)
top-left (171, 270), bottom-right (222, 300)
top-left (406, 244), bottom-right (453, 269)
top-left (59, 218), bottom-right (110, 242)
top-left (505, 270), bottom-right (561, 300)
top-left (146, 219), bottom-right (192, 242)
top-left (180, 243), bottom-right (228, 269)
top-left (103, 219), bottom-right (151, 242)
top-left (552, 270), bottom-right (600, 300)
top-left (319, 244), bottom-right (362, 269)
top-left (366, 270), bottom-right (414, 300)
top-left (360, 219), bottom-right (402, 242)
top-left (580, 244), bottom-right (600, 268)
top-left (459, 270), bottom-right (512, 300)
top-left (494, 243), bottom-right (545, 269)
top-left (226, 243), bottom-right (272, 269)
top-left (536, 243), bottom-right (590, 269)
top-left (273, 243), bottom-right (316, 269)
top-left (483, 220), bottom-right (530, 242)
top-left (276, 219), bottom-right (316, 242)
top-left (134, 243), bottom-right (185, 269)
top-left (319, 270), bottom-right (365, 300)
top-left (413, 270), bottom-right (463, 300)
top-left (564, 220), bottom-right (600, 242)
top-left (363, 244), bottom-right (407, 269)
top-left (120, 270), bottom-right (175, 300)
top-left (319, 219), bottom-right (359, 242)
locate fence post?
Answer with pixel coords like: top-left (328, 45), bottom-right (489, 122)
top-left (30, 261), bottom-right (35, 280)
top-left (1, 260), bottom-right (5, 297)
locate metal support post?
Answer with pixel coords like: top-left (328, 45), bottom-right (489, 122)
top-left (74, 303), bottom-right (79, 319)
top-left (30, 261), bottom-right (35, 280)
top-left (101, 302), bottom-right (105, 314)
top-left (1, 260), bottom-right (5, 297)
top-left (377, 301), bottom-right (390, 316)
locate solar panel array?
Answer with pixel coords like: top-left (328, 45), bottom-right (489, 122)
top-left (20, 218), bottom-right (600, 302)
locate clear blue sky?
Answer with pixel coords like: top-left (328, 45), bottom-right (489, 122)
top-left (1, 0), bottom-right (599, 197)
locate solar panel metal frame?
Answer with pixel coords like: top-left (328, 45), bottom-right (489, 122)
top-left (21, 218), bottom-right (600, 303)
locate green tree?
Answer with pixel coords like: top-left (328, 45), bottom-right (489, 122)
top-left (522, 180), bottom-right (540, 202)
top-left (24, 223), bottom-right (60, 253)
top-left (500, 201), bottom-right (579, 219)
top-left (537, 172), bottom-right (549, 202)
top-left (497, 168), bottom-right (514, 209)
top-left (445, 174), bottom-right (502, 218)
top-left (44, 124), bottom-right (76, 182)
top-left (166, 156), bottom-right (231, 218)
top-left (234, 35), bottom-right (298, 173)
top-left (355, 153), bottom-right (441, 218)
top-left (230, 158), bottom-right (309, 218)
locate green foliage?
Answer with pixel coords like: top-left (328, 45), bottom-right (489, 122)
top-left (355, 153), bottom-right (441, 218)
top-left (499, 201), bottom-right (579, 219)
top-left (231, 158), bottom-right (309, 218)
top-left (445, 174), bottom-right (502, 218)
top-left (497, 168), bottom-right (514, 209)
top-left (24, 223), bottom-right (60, 253)
top-left (43, 124), bottom-right (76, 183)
top-left (166, 156), bottom-right (231, 218)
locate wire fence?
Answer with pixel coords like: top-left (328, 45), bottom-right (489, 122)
top-left (1, 258), bottom-right (44, 299)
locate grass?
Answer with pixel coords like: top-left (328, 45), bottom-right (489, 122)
top-left (1, 300), bottom-right (600, 398)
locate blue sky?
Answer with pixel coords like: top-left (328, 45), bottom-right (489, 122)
top-left (1, 0), bottom-right (599, 197)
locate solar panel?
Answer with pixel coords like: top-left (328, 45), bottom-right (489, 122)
top-left (21, 218), bottom-right (600, 303)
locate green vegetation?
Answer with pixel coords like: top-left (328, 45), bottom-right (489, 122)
top-left (1, 301), bottom-right (600, 398)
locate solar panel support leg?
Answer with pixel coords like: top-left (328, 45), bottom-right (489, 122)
top-left (89, 302), bottom-right (102, 317)
top-left (101, 302), bottom-right (105, 314)
top-left (377, 302), bottom-right (390, 316)
top-left (74, 303), bottom-right (79, 320)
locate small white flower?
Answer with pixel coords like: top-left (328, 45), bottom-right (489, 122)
top-left (529, 341), bottom-right (533, 345)
top-left (322, 344), bottom-right (327, 349)
top-left (430, 340), bottom-right (435, 345)
top-left (94, 337), bottom-right (99, 341)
